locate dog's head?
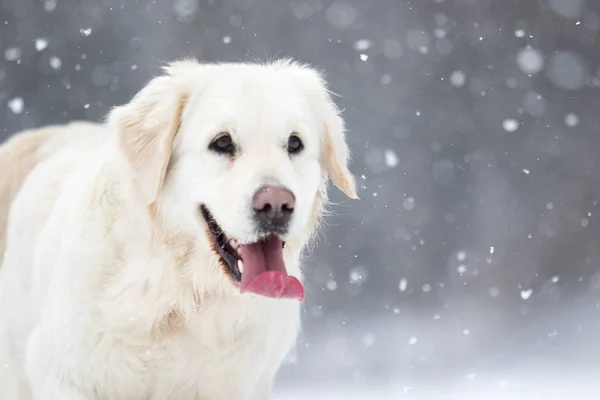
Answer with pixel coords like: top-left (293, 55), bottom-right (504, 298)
top-left (109, 59), bottom-right (356, 301)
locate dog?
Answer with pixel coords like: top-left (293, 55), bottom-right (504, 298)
top-left (0, 59), bottom-right (357, 399)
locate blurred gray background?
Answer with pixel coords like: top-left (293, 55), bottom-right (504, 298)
top-left (2, 0), bottom-right (600, 398)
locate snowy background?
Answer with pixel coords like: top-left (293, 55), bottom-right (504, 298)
top-left (2, 0), bottom-right (600, 398)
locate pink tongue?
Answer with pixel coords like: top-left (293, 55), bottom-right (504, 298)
top-left (238, 236), bottom-right (304, 301)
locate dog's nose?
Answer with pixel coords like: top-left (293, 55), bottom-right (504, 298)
top-left (252, 186), bottom-right (295, 231)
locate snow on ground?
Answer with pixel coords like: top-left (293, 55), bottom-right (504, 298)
top-left (275, 371), bottom-right (600, 399)
top-left (275, 297), bottom-right (600, 400)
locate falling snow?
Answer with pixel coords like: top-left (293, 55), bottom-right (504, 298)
top-left (7, 97), bottom-right (24, 114)
top-left (380, 74), bottom-right (392, 85)
top-left (35, 38), bottom-right (49, 51)
top-left (520, 289), bottom-right (533, 300)
top-left (546, 51), bottom-right (588, 90)
top-left (449, 70), bottom-right (466, 87)
top-left (399, 278), bottom-right (408, 292)
top-left (49, 56), bottom-right (62, 69)
top-left (326, 280), bottom-right (338, 291)
top-left (564, 112), bottom-right (580, 127)
top-left (516, 47), bottom-right (544, 75)
top-left (502, 119), bottom-right (519, 132)
top-left (2, 1), bottom-right (600, 398)
top-left (173, 0), bottom-right (199, 20)
top-left (522, 91), bottom-right (547, 117)
top-left (353, 39), bottom-right (372, 51)
top-left (349, 266), bottom-right (368, 285)
top-left (383, 149), bottom-right (398, 167)
top-left (325, 1), bottom-right (358, 29)
top-left (4, 47), bottom-right (21, 61)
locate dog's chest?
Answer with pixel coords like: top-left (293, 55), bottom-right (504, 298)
top-left (136, 299), bottom-right (300, 399)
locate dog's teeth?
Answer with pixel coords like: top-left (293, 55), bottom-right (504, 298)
top-left (229, 239), bottom-right (238, 247)
top-left (237, 260), bottom-right (244, 273)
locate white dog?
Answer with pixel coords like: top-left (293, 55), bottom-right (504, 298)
top-left (0, 59), bottom-right (356, 400)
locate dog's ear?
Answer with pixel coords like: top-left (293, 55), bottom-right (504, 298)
top-left (108, 62), bottom-right (193, 205)
top-left (321, 101), bottom-right (358, 199)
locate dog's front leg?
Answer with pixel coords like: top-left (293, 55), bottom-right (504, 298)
top-left (25, 321), bottom-right (150, 400)
top-left (24, 325), bottom-right (93, 400)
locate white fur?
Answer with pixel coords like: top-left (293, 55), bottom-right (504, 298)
top-left (0, 59), bottom-right (356, 400)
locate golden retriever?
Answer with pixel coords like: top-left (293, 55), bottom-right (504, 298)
top-left (0, 59), bottom-right (356, 399)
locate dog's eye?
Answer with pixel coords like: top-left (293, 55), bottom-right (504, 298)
top-left (287, 134), bottom-right (304, 155)
top-left (209, 133), bottom-right (235, 155)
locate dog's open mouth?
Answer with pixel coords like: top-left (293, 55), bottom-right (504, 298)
top-left (200, 205), bottom-right (304, 301)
